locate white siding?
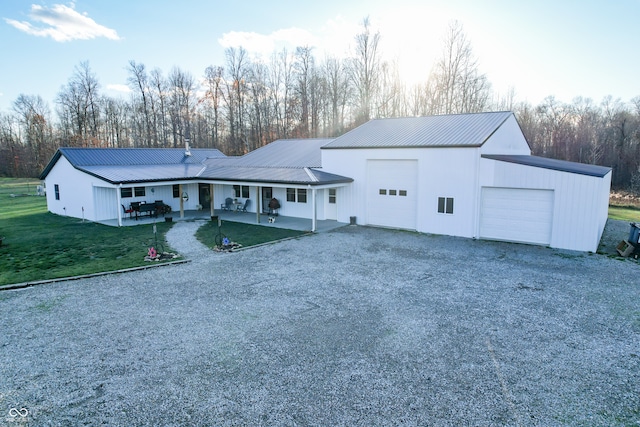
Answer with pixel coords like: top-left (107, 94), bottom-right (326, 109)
top-left (479, 158), bottom-right (611, 252)
top-left (480, 115), bottom-right (531, 155)
top-left (322, 146), bottom-right (480, 237)
top-left (44, 156), bottom-right (108, 221)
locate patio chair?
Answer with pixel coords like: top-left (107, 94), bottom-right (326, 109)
top-left (121, 204), bottom-right (133, 219)
top-left (238, 199), bottom-right (250, 212)
top-left (221, 197), bottom-right (233, 211)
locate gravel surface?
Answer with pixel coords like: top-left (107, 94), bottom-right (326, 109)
top-left (0, 220), bottom-right (639, 426)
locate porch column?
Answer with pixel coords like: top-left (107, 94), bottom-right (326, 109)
top-left (210, 183), bottom-right (215, 218)
top-left (116, 184), bottom-right (123, 227)
top-left (311, 186), bottom-right (317, 232)
top-left (179, 184), bottom-right (184, 219)
top-left (256, 186), bottom-right (261, 224)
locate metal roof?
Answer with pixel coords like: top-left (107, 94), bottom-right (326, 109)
top-left (229, 138), bottom-right (333, 168)
top-left (81, 164), bottom-right (207, 184)
top-left (40, 147), bottom-right (225, 180)
top-left (199, 165), bottom-right (352, 186)
top-left (59, 147), bottom-right (224, 165)
top-left (322, 111), bottom-right (513, 149)
top-left (482, 155), bottom-right (612, 177)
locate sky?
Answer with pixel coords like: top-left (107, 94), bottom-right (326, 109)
top-left (1, 0), bottom-right (639, 114)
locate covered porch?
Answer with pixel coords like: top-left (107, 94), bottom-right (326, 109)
top-left (100, 209), bottom-right (348, 233)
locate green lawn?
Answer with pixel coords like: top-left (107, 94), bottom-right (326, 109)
top-left (0, 178), bottom-right (177, 286)
top-left (0, 178), bottom-right (306, 286)
top-left (608, 205), bottom-right (640, 222)
top-left (195, 220), bottom-right (307, 249)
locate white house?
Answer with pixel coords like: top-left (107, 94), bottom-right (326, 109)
top-left (40, 111), bottom-right (612, 252)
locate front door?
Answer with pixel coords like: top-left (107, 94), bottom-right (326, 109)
top-left (262, 187), bottom-right (273, 213)
top-left (198, 183), bottom-right (211, 209)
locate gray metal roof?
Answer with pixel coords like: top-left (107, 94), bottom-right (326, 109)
top-left (40, 147), bottom-right (225, 180)
top-left (199, 165), bottom-right (352, 186)
top-left (228, 138), bottom-right (333, 168)
top-left (59, 147), bottom-right (224, 165)
top-left (482, 155), bottom-right (612, 177)
top-left (81, 164), bottom-right (206, 184)
top-left (322, 111), bottom-right (513, 149)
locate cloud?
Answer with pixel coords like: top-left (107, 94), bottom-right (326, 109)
top-left (218, 27), bottom-right (319, 58)
top-left (4, 3), bottom-right (120, 42)
top-left (106, 84), bottom-right (131, 94)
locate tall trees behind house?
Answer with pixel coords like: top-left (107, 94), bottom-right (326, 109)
top-left (1, 20), bottom-right (639, 191)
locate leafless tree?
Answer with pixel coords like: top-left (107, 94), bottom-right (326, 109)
top-left (350, 16), bottom-right (381, 124)
top-left (427, 21), bottom-right (490, 114)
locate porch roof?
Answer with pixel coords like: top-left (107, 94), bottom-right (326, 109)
top-left (198, 165), bottom-right (353, 186)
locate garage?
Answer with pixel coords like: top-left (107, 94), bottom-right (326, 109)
top-left (366, 159), bottom-right (418, 229)
top-left (479, 187), bottom-right (554, 245)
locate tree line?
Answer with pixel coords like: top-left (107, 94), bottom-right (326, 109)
top-left (1, 20), bottom-right (638, 191)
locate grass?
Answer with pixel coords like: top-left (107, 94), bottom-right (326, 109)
top-left (608, 205), bottom-right (640, 222)
top-left (0, 178), bottom-right (177, 286)
top-left (0, 178), bottom-right (306, 286)
top-left (195, 220), bottom-right (307, 249)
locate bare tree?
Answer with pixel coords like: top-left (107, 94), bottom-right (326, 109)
top-left (203, 65), bottom-right (224, 148)
top-left (427, 21), bottom-right (490, 114)
top-left (350, 16), bottom-right (381, 124)
top-left (127, 60), bottom-right (155, 146)
top-left (167, 67), bottom-right (195, 148)
top-left (56, 61), bottom-right (101, 145)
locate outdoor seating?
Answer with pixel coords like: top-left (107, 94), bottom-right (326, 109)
top-left (221, 197), bottom-right (233, 211)
top-left (121, 204), bottom-right (133, 219)
top-left (237, 199), bottom-right (250, 212)
top-left (130, 201), bottom-right (157, 220)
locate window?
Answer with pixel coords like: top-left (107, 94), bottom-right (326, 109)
top-left (329, 188), bottom-right (336, 204)
top-left (54, 184), bottom-right (60, 200)
top-left (173, 184), bottom-right (180, 198)
top-left (286, 188), bottom-right (296, 202)
top-left (234, 185), bottom-right (250, 199)
top-left (438, 197), bottom-right (454, 214)
top-left (297, 188), bottom-right (307, 203)
top-left (286, 187), bottom-right (307, 203)
top-left (389, 189), bottom-right (397, 196)
top-left (379, 189), bottom-right (387, 195)
top-left (121, 187), bottom-right (132, 198)
top-left (134, 186), bottom-right (146, 197)
top-left (399, 190), bottom-right (407, 197)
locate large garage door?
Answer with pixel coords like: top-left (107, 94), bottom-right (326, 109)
top-left (366, 160), bottom-right (418, 229)
top-left (480, 187), bottom-right (554, 245)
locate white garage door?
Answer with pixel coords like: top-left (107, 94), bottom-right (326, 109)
top-left (480, 187), bottom-right (554, 245)
top-left (366, 160), bottom-right (418, 229)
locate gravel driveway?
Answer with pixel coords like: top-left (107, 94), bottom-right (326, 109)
top-left (1, 220), bottom-right (638, 426)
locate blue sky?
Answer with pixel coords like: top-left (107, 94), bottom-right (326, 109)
top-left (1, 0), bottom-right (639, 113)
